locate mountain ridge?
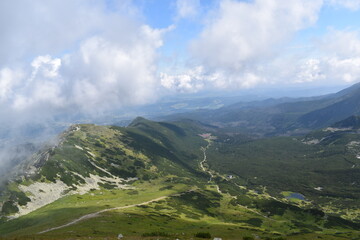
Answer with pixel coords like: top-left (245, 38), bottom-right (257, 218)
top-left (0, 117), bottom-right (359, 239)
top-left (160, 82), bottom-right (360, 136)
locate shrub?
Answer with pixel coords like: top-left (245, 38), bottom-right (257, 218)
top-left (195, 232), bottom-right (211, 238)
top-left (243, 237), bottom-right (255, 240)
top-left (142, 231), bottom-right (169, 237)
top-left (1, 201), bottom-right (19, 215)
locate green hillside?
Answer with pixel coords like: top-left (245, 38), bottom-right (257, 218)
top-left (0, 118), bottom-right (359, 240)
top-left (206, 129), bottom-right (360, 221)
top-left (332, 115), bottom-right (360, 129)
top-left (162, 82), bottom-right (360, 136)
top-left (297, 91), bottom-right (360, 129)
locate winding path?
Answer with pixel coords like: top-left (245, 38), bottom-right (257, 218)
top-left (199, 141), bottom-right (222, 194)
top-left (38, 196), bottom-right (168, 234)
top-left (200, 143), bottom-right (215, 182)
top-left (199, 142), bottom-right (276, 221)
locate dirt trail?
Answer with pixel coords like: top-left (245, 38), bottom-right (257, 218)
top-left (199, 140), bottom-right (278, 221)
top-left (38, 196), bottom-right (168, 234)
top-left (199, 142), bottom-right (222, 194)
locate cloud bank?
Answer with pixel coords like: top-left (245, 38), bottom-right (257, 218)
top-left (0, 0), bottom-right (167, 171)
top-left (328, 0), bottom-right (360, 10)
top-left (1, 0), bottom-right (360, 171)
top-left (0, 1), bottom-right (165, 114)
top-left (161, 0), bottom-right (360, 92)
top-left (162, 0), bottom-right (324, 91)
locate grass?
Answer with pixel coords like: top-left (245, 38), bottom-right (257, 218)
top-left (206, 132), bottom-right (360, 218)
top-left (2, 184), bottom-right (359, 240)
top-left (1, 119), bottom-right (360, 239)
top-left (0, 178), bottom-right (189, 237)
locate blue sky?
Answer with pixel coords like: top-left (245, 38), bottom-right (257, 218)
top-left (1, 0), bottom-right (360, 118)
top-left (1, 0), bottom-right (360, 155)
top-left (131, 0), bottom-right (360, 92)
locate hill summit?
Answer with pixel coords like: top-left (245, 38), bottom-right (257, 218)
top-left (0, 118), bottom-right (359, 239)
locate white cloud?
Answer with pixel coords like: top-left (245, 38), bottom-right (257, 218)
top-left (169, 27), bottom-right (360, 91)
top-left (66, 28), bottom-right (162, 112)
top-left (1, 25), bottom-right (165, 114)
top-left (0, 68), bottom-right (23, 102)
top-left (294, 57), bottom-right (360, 84)
top-left (175, 0), bottom-right (200, 20)
top-left (328, 0), bottom-right (360, 10)
top-left (190, 0), bottom-right (323, 88)
top-left (0, 0), bottom-right (101, 66)
top-left (326, 57), bottom-right (360, 82)
top-left (11, 55), bottom-right (65, 111)
top-left (166, 0), bottom-right (324, 91)
top-left (304, 29), bottom-right (360, 84)
top-left (295, 59), bottom-right (325, 83)
top-left (0, 0), bottom-right (170, 159)
top-left (160, 66), bottom-right (205, 92)
top-left (31, 56), bottom-right (62, 79)
top-left (160, 66), bottom-right (266, 92)
top-left (0, 0), bottom-right (168, 114)
top-left (318, 29), bottom-right (360, 58)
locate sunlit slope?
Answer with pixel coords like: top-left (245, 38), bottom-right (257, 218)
top-left (0, 118), bottom-right (359, 239)
top-left (206, 120), bottom-right (360, 223)
top-left (0, 118), bottom-right (206, 218)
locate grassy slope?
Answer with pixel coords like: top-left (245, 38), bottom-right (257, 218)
top-left (0, 119), bottom-right (360, 239)
top-left (206, 129), bottom-right (360, 223)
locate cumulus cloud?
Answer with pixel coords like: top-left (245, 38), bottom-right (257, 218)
top-left (270, 29), bottom-right (360, 85)
top-left (160, 66), bottom-right (205, 92)
top-left (0, 0), bottom-right (167, 171)
top-left (310, 29), bottom-right (360, 83)
top-left (63, 25), bottom-right (164, 112)
top-left (160, 65), bottom-right (267, 92)
top-left (328, 0), bottom-right (360, 10)
top-left (0, 0), bottom-right (166, 115)
top-left (0, 28), bottom-right (164, 115)
top-left (295, 59), bottom-right (325, 83)
top-left (318, 29), bottom-right (360, 58)
top-left (163, 0), bottom-right (323, 92)
top-left (191, 0), bottom-right (322, 70)
top-left (164, 0), bottom-right (360, 92)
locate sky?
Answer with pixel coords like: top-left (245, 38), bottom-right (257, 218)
top-left (0, 0), bottom-right (360, 137)
top-left (1, 0), bottom-right (360, 112)
top-left (1, 0), bottom-right (360, 170)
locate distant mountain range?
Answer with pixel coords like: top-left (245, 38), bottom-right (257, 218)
top-left (1, 84), bottom-right (360, 239)
top-left (161, 82), bottom-right (360, 136)
top-left (1, 116), bottom-right (360, 239)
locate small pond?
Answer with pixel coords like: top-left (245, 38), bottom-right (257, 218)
top-left (286, 192), bottom-right (305, 200)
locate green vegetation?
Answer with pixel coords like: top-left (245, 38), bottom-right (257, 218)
top-left (1, 201), bottom-right (18, 215)
top-left (332, 115), bottom-right (360, 129)
top-left (163, 82), bottom-right (360, 136)
top-left (0, 117), bottom-right (359, 239)
top-left (206, 130), bottom-right (360, 222)
top-left (195, 232), bottom-right (211, 238)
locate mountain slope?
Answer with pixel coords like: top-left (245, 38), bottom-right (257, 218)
top-left (332, 115), bottom-right (360, 129)
top-left (162, 82), bottom-right (360, 136)
top-left (0, 119), bottom-right (359, 239)
top-left (206, 128), bottom-right (360, 218)
top-left (0, 119), bottom-right (207, 218)
top-left (297, 90), bottom-right (360, 129)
